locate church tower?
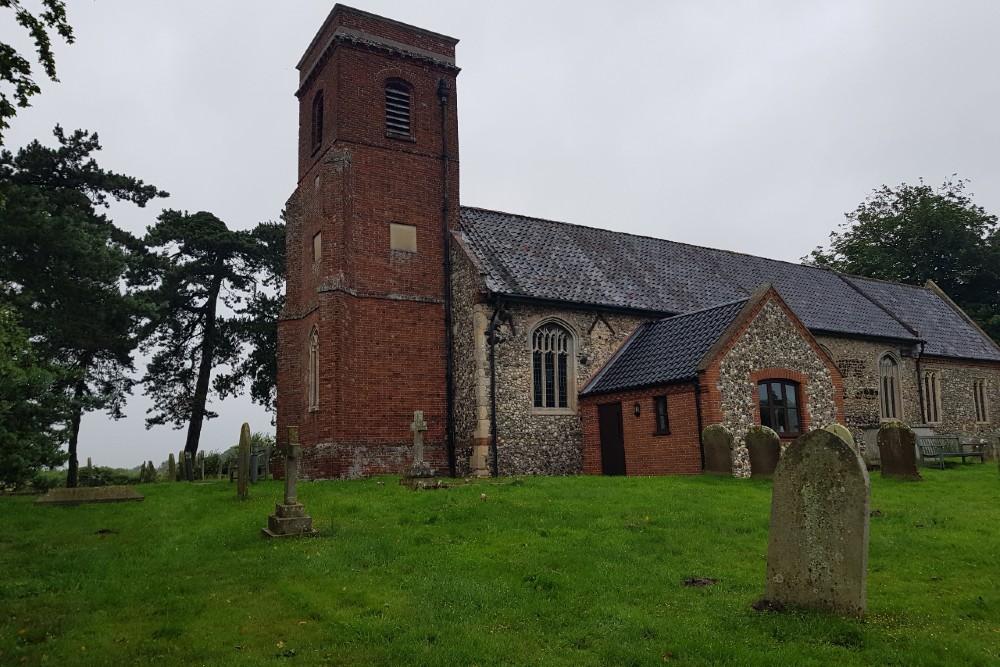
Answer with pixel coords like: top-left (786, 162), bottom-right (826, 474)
top-left (277, 5), bottom-right (460, 477)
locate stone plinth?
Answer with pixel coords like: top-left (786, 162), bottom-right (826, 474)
top-left (401, 462), bottom-right (439, 490)
top-left (261, 503), bottom-right (318, 538)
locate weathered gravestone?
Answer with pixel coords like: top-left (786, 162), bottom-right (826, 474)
top-left (702, 424), bottom-right (734, 476)
top-left (197, 451), bottom-right (205, 481)
top-left (877, 422), bottom-right (921, 481)
top-left (183, 450), bottom-right (193, 482)
top-left (167, 453), bottom-right (176, 483)
top-left (746, 425), bottom-right (780, 479)
top-left (823, 423), bottom-right (855, 449)
top-left (763, 429), bottom-right (870, 618)
top-left (401, 410), bottom-right (438, 489)
top-left (237, 423), bottom-right (251, 501)
top-left (263, 426), bottom-right (318, 538)
top-left (86, 457), bottom-right (94, 486)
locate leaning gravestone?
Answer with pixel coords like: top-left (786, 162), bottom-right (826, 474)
top-left (877, 422), bottom-right (921, 481)
top-left (167, 453), bottom-right (176, 483)
top-left (764, 429), bottom-right (870, 618)
top-left (237, 423), bottom-right (251, 501)
top-left (746, 425), bottom-right (780, 479)
top-left (702, 424), bottom-right (734, 476)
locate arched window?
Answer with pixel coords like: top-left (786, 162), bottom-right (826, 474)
top-left (532, 322), bottom-right (574, 411)
top-left (311, 90), bottom-right (324, 152)
top-left (308, 327), bottom-right (319, 410)
top-left (385, 79), bottom-right (411, 135)
top-left (879, 354), bottom-right (902, 419)
top-left (922, 370), bottom-right (941, 423)
top-left (757, 379), bottom-right (801, 437)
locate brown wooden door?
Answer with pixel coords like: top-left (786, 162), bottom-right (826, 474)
top-left (597, 402), bottom-right (626, 475)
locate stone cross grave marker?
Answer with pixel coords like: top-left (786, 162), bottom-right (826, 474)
top-left (167, 453), bottom-right (176, 483)
top-left (402, 410), bottom-right (437, 489)
top-left (764, 429), bottom-right (870, 617)
top-left (746, 425), bottom-right (780, 479)
top-left (411, 410), bottom-right (427, 465)
top-left (877, 422), bottom-right (921, 481)
top-left (262, 426), bottom-right (318, 538)
top-left (237, 423), bottom-right (251, 501)
top-left (702, 424), bottom-right (734, 476)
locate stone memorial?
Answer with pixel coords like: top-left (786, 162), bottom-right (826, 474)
top-left (746, 425), bottom-right (780, 479)
top-left (263, 426), bottom-right (318, 538)
top-left (167, 453), bottom-right (176, 483)
top-left (86, 457), bottom-right (94, 486)
top-left (763, 429), bottom-right (870, 617)
top-left (147, 460), bottom-right (156, 483)
top-left (877, 422), bottom-right (921, 481)
top-left (702, 424), bottom-right (734, 476)
top-left (197, 451), bottom-right (205, 480)
top-left (401, 410), bottom-right (438, 489)
top-left (823, 423), bottom-right (855, 449)
top-left (237, 423), bottom-right (251, 501)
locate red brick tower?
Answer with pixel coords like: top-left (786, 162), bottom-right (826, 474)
top-left (277, 5), bottom-right (459, 478)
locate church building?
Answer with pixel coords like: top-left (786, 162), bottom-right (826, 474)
top-left (276, 5), bottom-right (1000, 479)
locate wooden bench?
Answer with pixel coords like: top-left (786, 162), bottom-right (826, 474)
top-left (916, 435), bottom-right (986, 469)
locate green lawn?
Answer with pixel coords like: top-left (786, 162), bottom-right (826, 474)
top-left (1, 464), bottom-right (998, 666)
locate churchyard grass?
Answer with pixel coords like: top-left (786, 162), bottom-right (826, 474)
top-left (1, 464), bottom-right (997, 665)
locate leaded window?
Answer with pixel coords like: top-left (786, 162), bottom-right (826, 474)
top-left (879, 354), bottom-right (901, 420)
top-left (653, 396), bottom-right (669, 434)
top-left (532, 323), bottom-right (573, 410)
top-left (973, 378), bottom-right (989, 423)
top-left (922, 371), bottom-right (941, 423)
top-left (385, 79), bottom-right (411, 135)
top-left (757, 379), bottom-right (801, 437)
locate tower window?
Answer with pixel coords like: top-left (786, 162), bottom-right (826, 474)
top-left (385, 80), bottom-right (411, 136)
top-left (389, 223), bottom-right (417, 253)
top-left (312, 232), bottom-right (322, 263)
top-left (311, 90), bottom-right (324, 152)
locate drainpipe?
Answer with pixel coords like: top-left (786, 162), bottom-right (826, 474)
top-left (438, 78), bottom-right (456, 477)
top-left (488, 296), bottom-right (501, 477)
top-left (914, 341), bottom-right (926, 425)
top-left (693, 378), bottom-right (705, 470)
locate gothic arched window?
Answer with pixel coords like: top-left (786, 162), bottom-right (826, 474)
top-left (922, 370), bottom-right (942, 423)
top-left (879, 354), bottom-right (902, 420)
top-left (308, 327), bottom-right (320, 411)
top-left (532, 322), bottom-right (574, 411)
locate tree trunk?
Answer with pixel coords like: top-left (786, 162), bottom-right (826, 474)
top-left (183, 275), bottom-right (222, 479)
top-left (66, 379), bottom-right (86, 488)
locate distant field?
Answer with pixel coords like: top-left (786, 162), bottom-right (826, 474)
top-left (1, 465), bottom-right (998, 666)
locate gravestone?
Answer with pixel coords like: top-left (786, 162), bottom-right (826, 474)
top-left (263, 426), bottom-right (318, 538)
top-left (877, 422), bottom-right (921, 481)
top-left (86, 457), bottom-right (94, 486)
top-left (401, 410), bottom-right (438, 489)
top-left (167, 453), bottom-right (176, 483)
top-left (746, 425), bottom-right (780, 479)
top-left (237, 423), bottom-right (251, 501)
top-left (764, 429), bottom-right (870, 617)
top-left (184, 451), bottom-right (194, 482)
top-left (178, 450), bottom-right (185, 481)
top-left (147, 461), bottom-right (156, 483)
top-left (197, 451), bottom-right (205, 481)
top-left (139, 461), bottom-right (147, 483)
top-left (702, 424), bottom-right (734, 476)
top-left (823, 423), bottom-right (855, 449)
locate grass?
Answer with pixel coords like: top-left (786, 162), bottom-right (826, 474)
top-left (1, 464), bottom-right (998, 666)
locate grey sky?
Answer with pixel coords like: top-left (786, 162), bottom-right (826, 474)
top-left (6, 1), bottom-right (999, 468)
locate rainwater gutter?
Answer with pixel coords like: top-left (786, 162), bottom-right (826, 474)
top-left (438, 78), bottom-right (456, 477)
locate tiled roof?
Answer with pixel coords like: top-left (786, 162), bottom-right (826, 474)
top-left (581, 300), bottom-right (748, 396)
top-left (840, 276), bottom-right (1000, 361)
top-left (459, 207), bottom-right (1000, 361)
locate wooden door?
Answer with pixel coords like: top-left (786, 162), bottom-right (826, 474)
top-left (597, 402), bottom-right (626, 476)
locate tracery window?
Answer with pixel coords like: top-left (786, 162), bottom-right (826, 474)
top-left (385, 79), bottom-right (411, 136)
top-left (532, 322), bottom-right (574, 411)
top-left (757, 379), bottom-right (801, 437)
top-left (879, 354), bottom-right (902, 420)
top-left (973, 378), bottom-right (989, 423)
top-left (921, 371), bottom-right (942, 423)
top-left (308, 327), bottom-right (320, 411)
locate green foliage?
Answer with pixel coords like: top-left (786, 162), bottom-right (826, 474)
top-left (808, 177), bottom-right (1000, 344)
top-left (0, 306), bottom-right (66, 487)
top-left (0, 126), bottom-right (167, 486)
top-left (1, 467), bottom-right (998, 664)
top-left (0, 0), bottom-right (74, 144)
top-left (138, 211), bottom-right (283, 457)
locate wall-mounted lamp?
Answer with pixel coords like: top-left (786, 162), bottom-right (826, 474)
top-left (633, 402), bottom-right (641, 417)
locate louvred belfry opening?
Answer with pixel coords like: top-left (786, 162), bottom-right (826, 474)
top-left (385, 80), bottom-right (411, 135)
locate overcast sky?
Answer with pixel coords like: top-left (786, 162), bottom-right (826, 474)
top-left (6, 0), bottom-right (1000, 468)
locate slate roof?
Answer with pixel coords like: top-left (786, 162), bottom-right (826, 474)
top-left (459, 207), bottom-right (1000, 362)
top-left (581, 299), bottom-right (748, 396)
